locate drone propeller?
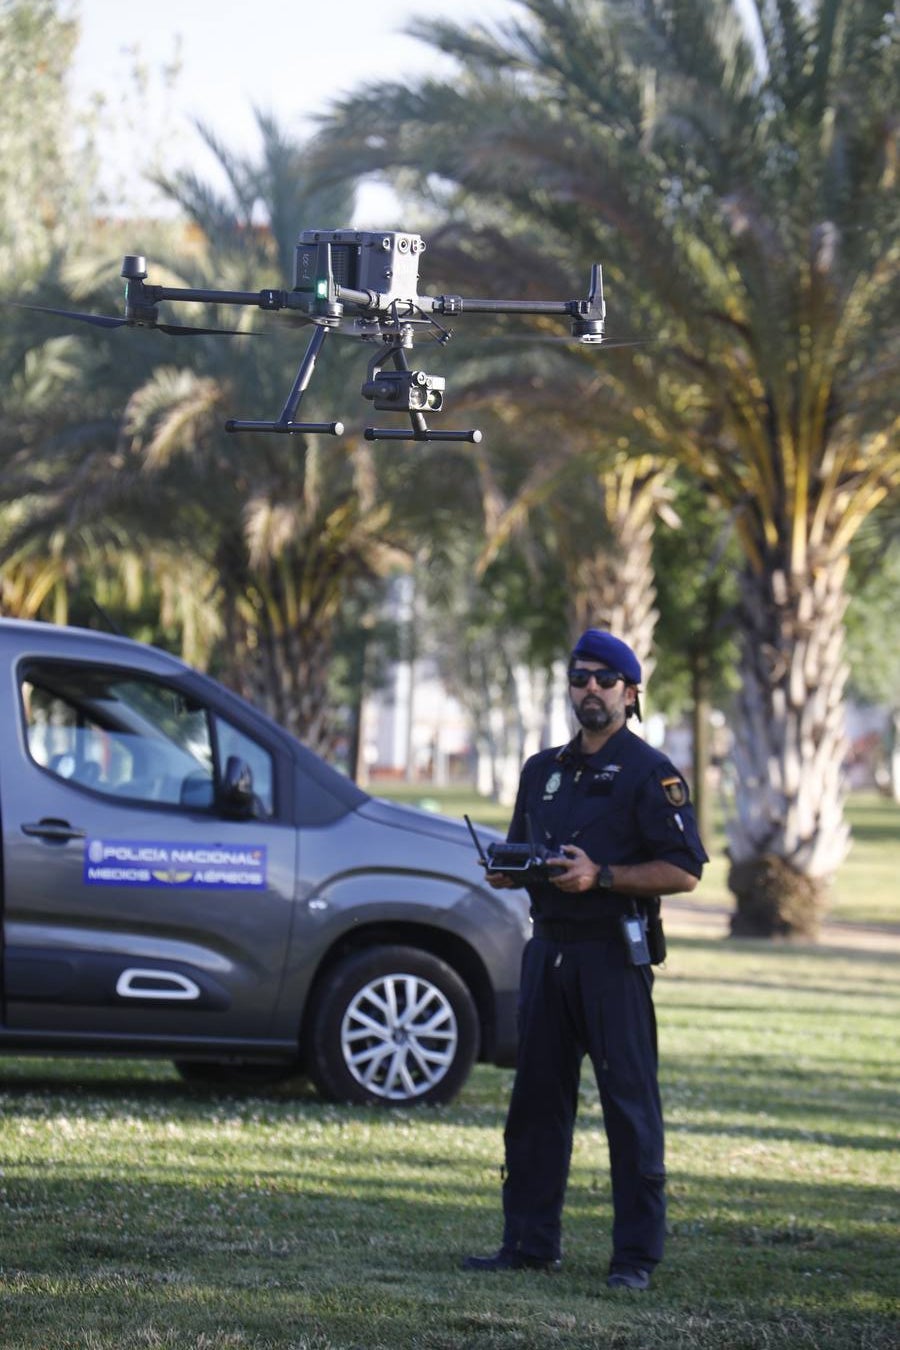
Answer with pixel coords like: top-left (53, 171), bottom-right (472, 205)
top-left (540, 337), bottom-right (649, 350)
top-left (2, 299), bottom-right (252, 338)
top-left (476, 330), bottom-right (650, 351)
top-left (3, 300), bottom-right (127, 329)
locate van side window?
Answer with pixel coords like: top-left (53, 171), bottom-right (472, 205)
top-left (20, 663), bottom-right (274, 817)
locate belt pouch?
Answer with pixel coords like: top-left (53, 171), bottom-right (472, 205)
top-left (645, 897), bottom-right (667, 965)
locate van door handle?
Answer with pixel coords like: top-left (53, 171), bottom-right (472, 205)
top-left (21, 818), bottom-right (87, 843)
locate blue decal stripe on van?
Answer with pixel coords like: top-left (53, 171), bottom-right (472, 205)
top-left (84, 839), bottom-right (267, 889)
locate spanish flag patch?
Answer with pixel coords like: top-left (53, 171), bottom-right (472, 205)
top-left (661, 775), bottom-right (687, 807)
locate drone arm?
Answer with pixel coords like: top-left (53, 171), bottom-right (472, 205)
top-left (427, 264), bottom-right (605, 341)
top-left (429, 296), bottom-right (572, 316)
top-left (128, 281), bottom-right (290, 314)
top-left (121, 254), bottom-right (299, 318)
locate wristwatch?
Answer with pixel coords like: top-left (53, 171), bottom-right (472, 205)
top-left (596, 863), bottom-right (615, 890)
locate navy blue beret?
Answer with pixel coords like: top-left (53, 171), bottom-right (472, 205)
top-left (570, 629), bottom-right (642, 685)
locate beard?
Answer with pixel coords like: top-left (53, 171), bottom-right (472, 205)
top-left (574, 698), bottom-right (614, 733)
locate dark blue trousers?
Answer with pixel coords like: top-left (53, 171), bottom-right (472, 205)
top-left (501, 936), bottom-right (666, 1270)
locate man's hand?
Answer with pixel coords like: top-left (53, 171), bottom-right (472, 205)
top-left (550, 845), bottom-right (600, 893)
top-left (484, 867), bottom-right (522, 890)
top-left (551, 852), bottom-right (700, 897)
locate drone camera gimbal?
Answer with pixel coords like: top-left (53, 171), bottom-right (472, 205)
top-left (361, 367), bottom-right (445, 413)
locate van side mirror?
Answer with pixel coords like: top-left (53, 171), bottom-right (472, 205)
top-left (220, 755), bottom-right (256, 816)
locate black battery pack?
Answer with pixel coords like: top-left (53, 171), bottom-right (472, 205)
top-left (619, 912), bottom-right (652, 966)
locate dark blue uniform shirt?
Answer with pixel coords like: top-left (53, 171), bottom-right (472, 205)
top-left (508, 724), bottom-right (708, 925)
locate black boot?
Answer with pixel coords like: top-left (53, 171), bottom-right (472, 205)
top-left (607, 1267), bottom-right (651, 1290)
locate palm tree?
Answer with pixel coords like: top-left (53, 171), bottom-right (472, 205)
top-left (0, 0), bottom-right (80, 276)
top-left (319, 0), bottom-right (900, 935)
top-left (474, 428), bottom-right (671, 686)
top-left (384, 224), bottom-right (676, 704)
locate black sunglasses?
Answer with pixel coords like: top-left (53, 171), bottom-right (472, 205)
top-left (568, 668), bottom-right (624, 690)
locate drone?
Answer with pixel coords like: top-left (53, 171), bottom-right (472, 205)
top-left (15, 229), bottom-right (607, 444)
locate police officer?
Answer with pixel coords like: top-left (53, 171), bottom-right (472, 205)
top-left (463, 628), bottom-right (708, 1290)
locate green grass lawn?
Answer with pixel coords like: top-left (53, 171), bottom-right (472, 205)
top-left (1, 926), bottom-right (898, 1347)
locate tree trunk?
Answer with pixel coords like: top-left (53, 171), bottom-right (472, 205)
top-left (690, 653), bottom-right (713, 848)
top-left (214, 575), bottom-right (336, 757)
top-left (568, 461), bottom-right (662, 685)
top-left (727, 559), bottom-right (852, 939)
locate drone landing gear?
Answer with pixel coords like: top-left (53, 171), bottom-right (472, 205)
top-left (364, 421), bottom-right (482, 444)
top-left (225, 325), bottom-right (345, 437)
top-left (224, 315), bottom-right (482, 443)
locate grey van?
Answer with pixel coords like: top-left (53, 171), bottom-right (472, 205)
top-left (0, 619), bottom-right (528, 1104)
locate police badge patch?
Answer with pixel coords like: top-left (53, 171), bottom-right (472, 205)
top-left (661, 775), bottom-right (688, 806)
top-left (543, 771), bottom-right (562, 801)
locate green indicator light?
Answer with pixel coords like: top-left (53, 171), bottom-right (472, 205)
top-left (315, 278), bottom-right (328, 299)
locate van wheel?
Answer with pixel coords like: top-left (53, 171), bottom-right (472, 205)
top-left (306, 945), bottom-right (479, 1106)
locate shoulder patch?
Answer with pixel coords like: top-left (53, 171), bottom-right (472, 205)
top-left (660, 775), bottom-right (688, 807)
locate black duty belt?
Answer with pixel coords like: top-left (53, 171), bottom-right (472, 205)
top-left (533, 918), bottom-right (621, 943)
